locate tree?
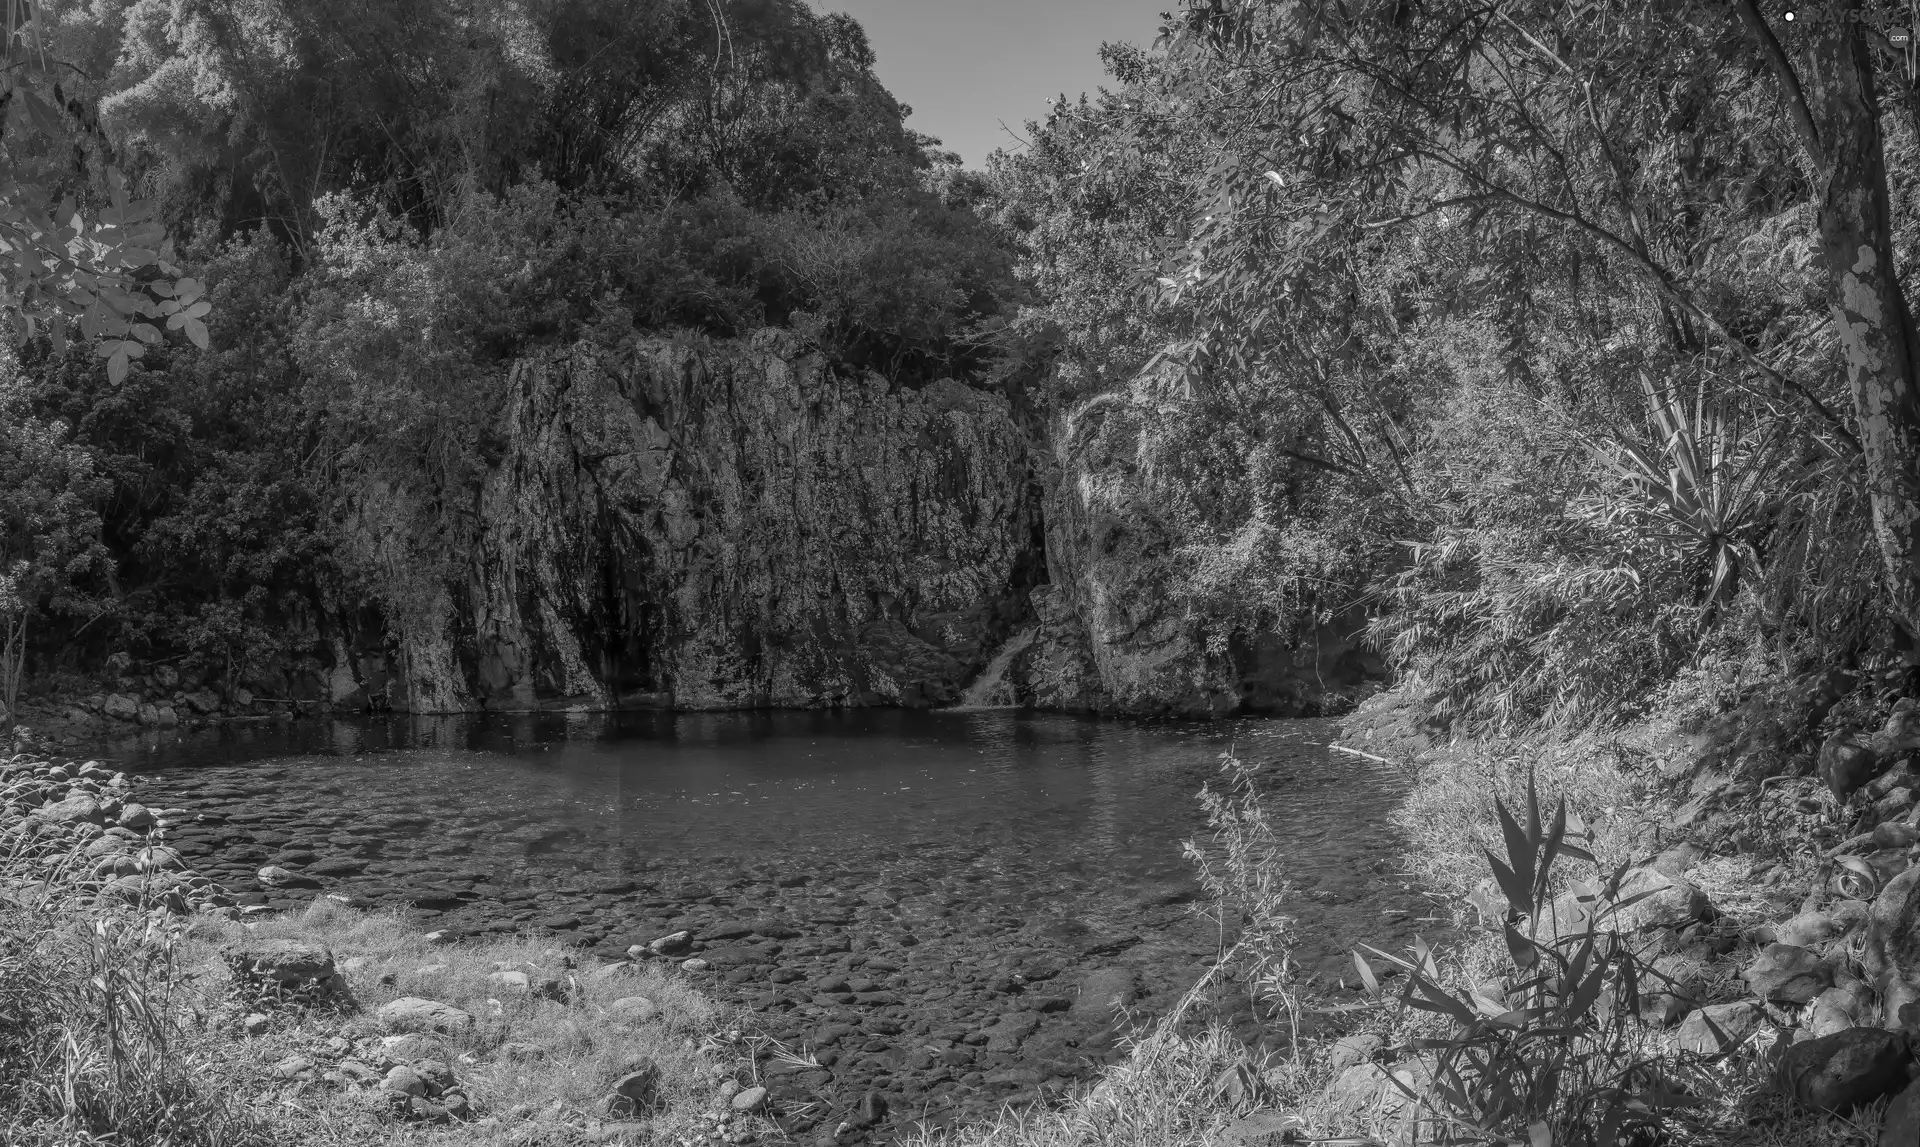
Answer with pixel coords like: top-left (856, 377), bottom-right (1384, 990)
top-left (1158, 0), bottom-right (1920, 644)
top-left (1, 0), bottom-right (202, 379)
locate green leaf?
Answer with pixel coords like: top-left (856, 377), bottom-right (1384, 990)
top-left (1496, 798), bottom-right (1537, 911)
top-left (1486, 850), bottom-right (1531, 919)
top-left (1352, 949), bottom-right (1381, 996)
top-left (183, 317), bottom-right (209, 351)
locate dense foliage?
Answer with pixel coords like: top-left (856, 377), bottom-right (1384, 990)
top-left (0, 0), bottom-right (1019, 713)
top-left (8, 0), bottom-right (1920, 736)
top-left (990, 0), bottom-right (1920, 731)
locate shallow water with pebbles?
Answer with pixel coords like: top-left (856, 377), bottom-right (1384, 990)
top-left (96, 710), bottom-right (1431, 1137)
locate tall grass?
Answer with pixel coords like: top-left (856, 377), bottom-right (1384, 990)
top-left (0, 843), bottom-right (270, 1145)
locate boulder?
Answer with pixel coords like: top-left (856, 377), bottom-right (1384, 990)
top-left (1864, 867), bottom-right (1920, 1025)
top-left (412, 1059), bottom-right (456, 1096)
top-left (33, 793), bottom-right (103, 826)
top-left (1882, 1077), bottom-right (1920, 1147)
top-left (1877, 708), bottom-right (1920, 759)
top-left (1878, 823), bottom-right (1920, 851)
top-left (91, 854), bottom-right (140, 879)
top-left (377, 997), bottom-right (474, 1035)
top-left (135, 846), bottom-right (184, 872)
top-left (1326, 1058), bottom-right (1432, 1118)
top-left (1825, 734), bottom-right (1887, 802)
top-left (1676, 1002), bottom-right (1761, 1054)
top-left (607, 1060), bottom-right (661, 1117)
top-left (102, 693), bottom-right (139, 721)
top-left (1532, 891), bottom-right (1595, 946)
top-left (225, 939), bottom-right (338, 987)
top-left (384, 1065), bottom-right (428, 1098)
top-left (1778, 908), bottom-right (1856, 950)
top-left (606, 996), bottom-right (659, 1025)
top-left (256, 866), bottom-right (318, 889)
top-left (1614, 867), bottom-right (1713, 932)
top-left (648, 930), bottom-right (692, 955)
top-left (1327, 1032), bottom-right (1384, 1074)
top-left (1744, 944), bottom-right (1835, 1005)
top-left (1807, 986), bottom-right (1873, 1039)
top-left (1639, 993), bottom-right (1692, 1027)
top-left (1775, 1027), bottom-right (1912, 1112)
top-left (116, 803), bottom-right (156, 829)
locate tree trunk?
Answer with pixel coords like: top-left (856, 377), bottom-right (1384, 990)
top-left (1802, 6), bottom-right (1920, 641)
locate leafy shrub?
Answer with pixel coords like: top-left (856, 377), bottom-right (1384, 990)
top-left (1358, 779), bottom-right (1708, 1147)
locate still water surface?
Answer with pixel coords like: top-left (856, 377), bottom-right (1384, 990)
top-left (105, 710), bottom-right (1423, 979)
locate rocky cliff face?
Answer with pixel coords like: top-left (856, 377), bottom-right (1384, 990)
top-left (351, 331), bottom-right (1040, 712)
top-left (291, 330), bottom-right (1378, 717)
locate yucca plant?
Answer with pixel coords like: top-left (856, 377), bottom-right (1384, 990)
top-left (1587, 372), bottom-right (1791, 612)
top-left (1354, 775), bottom-right (1709, 1147)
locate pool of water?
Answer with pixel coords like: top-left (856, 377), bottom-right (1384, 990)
top-left (93, 709), bottom-right (1429, 1130)
top-left (107, 709), bottom-right (1415, 946)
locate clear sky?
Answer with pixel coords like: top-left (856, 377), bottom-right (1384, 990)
top-left (818, 0), bottom-right (1175, 168)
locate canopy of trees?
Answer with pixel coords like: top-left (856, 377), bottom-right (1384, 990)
top-left (991, 0), bottom-right (1920, 728)
top-left (9, 0), bottom-right (1920, 735)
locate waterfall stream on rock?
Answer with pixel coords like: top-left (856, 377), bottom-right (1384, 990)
top-left (954, 627), bottom-right (1037, 708)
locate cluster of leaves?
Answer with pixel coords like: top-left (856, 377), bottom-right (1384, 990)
top-left (1356, 780), bottom-right (1713, 1146)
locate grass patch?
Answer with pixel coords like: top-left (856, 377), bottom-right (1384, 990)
top-left (186, 897), bottom-right (753, 1143)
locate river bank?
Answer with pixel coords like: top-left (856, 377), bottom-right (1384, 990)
top-left (35, 708), bottom-right (1433, 1143)
top-left (16, 665), bottom-right (1919, 1147)
top-left (0, 734), bottom-right (780, 1145)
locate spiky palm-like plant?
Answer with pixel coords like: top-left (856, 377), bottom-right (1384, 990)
top-left (1592, 372), bottom-right (1790, 611)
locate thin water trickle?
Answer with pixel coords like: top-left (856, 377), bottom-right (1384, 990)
top-left (950, 627), bottom-right (1037, 710)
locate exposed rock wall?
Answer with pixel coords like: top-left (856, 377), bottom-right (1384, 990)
top-left (362, 330), bottom-right (1041, 712)
top-left (233, 330), bottom-right (1382, 718)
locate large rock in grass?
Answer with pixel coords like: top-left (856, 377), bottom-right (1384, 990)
top-left (1676, 1001), bottom-right (1761, 1054)
top-left (1614, 867), bottom-right (1713, 932)
top-left (377, 997), bottom-right (474, 1035)
top-left (606, 996), bottom-right (659, 1025)
top-left (605, 1058), bottom-right (662, 1117)
top-left (1775, 1027), bottom-right (1912, 1112)
top-left (1744, 944), bottom-right (1835, 1005)
top-left (1807, 985), bottom-right (1874, 1039)
top-left (225, 939), bottom-right (339, 988)
top-left (1325, 1057), bottom-right (1433, 1123)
